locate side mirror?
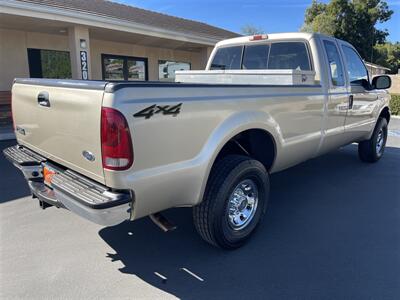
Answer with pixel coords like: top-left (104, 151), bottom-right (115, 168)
top-left (372, 75), bottom-right (391, 90)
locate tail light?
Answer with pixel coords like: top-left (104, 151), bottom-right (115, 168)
top-left (101, 107), bottom-right (133, 171)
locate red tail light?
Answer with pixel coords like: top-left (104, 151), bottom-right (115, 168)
top-left (101, 107), bottom-right (133, 171)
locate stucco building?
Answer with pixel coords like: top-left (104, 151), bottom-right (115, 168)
top-left (0, 0), bottom-right (238, 131)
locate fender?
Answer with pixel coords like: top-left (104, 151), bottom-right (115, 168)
top-left (194, 110), bottom-right (282, 205)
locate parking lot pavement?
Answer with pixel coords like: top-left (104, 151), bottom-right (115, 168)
top-left (1, 118), bottom-right (399, 300)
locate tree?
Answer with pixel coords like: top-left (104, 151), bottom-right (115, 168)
top-left (301, 0), bottom-right (393, 61)
top-left (373, 42), bottom-right (400, 73)
top-left (241, 24), bottom-right (265, 35)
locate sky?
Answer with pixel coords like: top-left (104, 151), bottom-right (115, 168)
top-left (112, 0), bottom-right (400, 42)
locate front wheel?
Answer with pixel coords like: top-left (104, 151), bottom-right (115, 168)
top-left (193, 155), bottom-right (270, 249)
top-left (358, 117), bottom-right (388, 163)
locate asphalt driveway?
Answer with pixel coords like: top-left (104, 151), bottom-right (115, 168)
top-left (1, 119), bottom-right (400, 300)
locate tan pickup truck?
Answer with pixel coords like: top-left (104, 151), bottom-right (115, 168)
top-left (4, 33), bottom-right (392, 249)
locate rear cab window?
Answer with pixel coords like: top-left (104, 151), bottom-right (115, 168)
top-left (242, 44), bottom-right (269, 69)
top-left (210, 46), bottom-right (243, 70)
top-left (268, 42), bottom-right (311, 70)
top-left (210, 41), bottom-right (312, 71)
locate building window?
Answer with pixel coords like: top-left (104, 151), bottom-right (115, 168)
top-left (102, 54), bottom-right (148, 81)
top-left (158, 60), bottom-right (191, 81)
top-left (27, 49), bottom-right (72, 79)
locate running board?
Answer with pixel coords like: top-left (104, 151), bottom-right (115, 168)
top-left (149, 213), bottom-right (177, 232)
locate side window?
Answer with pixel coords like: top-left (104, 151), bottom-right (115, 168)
top-left (242, 44), bottom-right (269, 69)
top-left (210, 46), bottom-right (243, 70)
top-left (342, 46), bottom-right (369, 85)
top-left (323, 40), bottom-right (345, 86)
top-left (268, 42), bottom-right (311, 70)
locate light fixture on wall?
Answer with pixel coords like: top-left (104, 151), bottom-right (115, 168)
top-left (59, 29), bottom-right (67, 34)
top-left (80, 39), bottom-right (87, 49)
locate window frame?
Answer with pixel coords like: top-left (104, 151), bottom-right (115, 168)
top-left (158, 59), bottom-right (192, 81)
top-left (101, 53), bottom-right (148, 81)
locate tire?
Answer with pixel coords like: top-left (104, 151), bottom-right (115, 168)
top-left (358, 117), bottom-right (388, 163)
top-left (193, 155), bottom-right (270, 249)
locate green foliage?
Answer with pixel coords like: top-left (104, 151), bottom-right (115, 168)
top-left (301, 0), bottom-right (393, 61)
top-left (241, 24), bottom-right (265, 35)
top-left (373, 43), bottom-right (400, 74)
top-left (390, 94), bottom-right (400, 116)
top-left (40, 50), bottom-right (72, 79)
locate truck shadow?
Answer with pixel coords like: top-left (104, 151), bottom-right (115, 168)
top-left (0, 140), bottom-right (31, 204)
top-left (101, 145), bottom-right (399, 298)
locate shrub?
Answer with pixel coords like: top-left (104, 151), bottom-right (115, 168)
top-left (390, 94), bottom-right (400, 116)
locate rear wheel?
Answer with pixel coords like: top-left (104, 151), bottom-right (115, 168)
top-left (358, 117), bottom-right (388, 163)
top-left (193, 155), bottom-right (270, 249)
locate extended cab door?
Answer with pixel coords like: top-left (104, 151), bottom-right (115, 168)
top-left (338, 42), bottom-right (379, 141)
top-left (318, 37), bottom-right (349, 153)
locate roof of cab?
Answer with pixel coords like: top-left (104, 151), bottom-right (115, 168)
top-left (215, 32), bottom-right (322, 47)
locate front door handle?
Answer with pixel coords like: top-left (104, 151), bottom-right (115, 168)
top-left (349, 95), bottom-right (354, 109)
top-left (37, 91), bottom-right (50, 107)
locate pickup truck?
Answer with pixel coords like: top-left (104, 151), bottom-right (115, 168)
top-left (4, 33), bottom-right (392, 249)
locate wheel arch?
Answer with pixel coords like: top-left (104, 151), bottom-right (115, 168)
top-left (196, 111), bottom-right (281, 206)
top-left (379, 106), bottom-right (390, 124)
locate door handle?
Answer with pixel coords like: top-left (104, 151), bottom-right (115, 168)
top-left (37, 91), bottom-right (50, 107)
top-left (349, 95), bottom-right (354, 109)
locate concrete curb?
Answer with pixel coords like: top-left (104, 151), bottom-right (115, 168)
top-left (392, 115), bottom-right (400, 120)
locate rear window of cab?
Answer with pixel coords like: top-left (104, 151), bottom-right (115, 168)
top-left (210, 41), bottom-right (312, 71)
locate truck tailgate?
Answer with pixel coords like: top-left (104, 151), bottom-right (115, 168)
top-left (12, 80), bottom-right (107, 184)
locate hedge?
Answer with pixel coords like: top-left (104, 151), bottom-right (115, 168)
top-left (390, 94), bottom-right (400, 116)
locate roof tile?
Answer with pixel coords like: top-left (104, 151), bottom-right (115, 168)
top-left (14, 0), bottom-right (239, 40)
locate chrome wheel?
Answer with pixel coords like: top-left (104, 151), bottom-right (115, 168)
top-left (376, 129), bottom-right (385, 155)
top-left (227, 179), bottom-right (259, 230)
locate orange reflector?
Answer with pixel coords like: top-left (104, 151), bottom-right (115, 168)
top-left (43, 166), bottom-right (56, 186)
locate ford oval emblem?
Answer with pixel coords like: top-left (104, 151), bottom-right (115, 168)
top-left (82, 150), bottom-right (95, 162)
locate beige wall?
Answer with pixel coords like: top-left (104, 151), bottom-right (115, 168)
top-left (389, 75), bottom-right (400, 95)
top-left (0, 28), bottom-right (70, 90)
top-left (90, 39), bottom-right (204, 81)
top-left (0, 28), bottom-right (210, 91)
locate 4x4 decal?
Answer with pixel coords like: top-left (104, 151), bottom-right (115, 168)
top-left (134, 103), bottom-right (182, 119)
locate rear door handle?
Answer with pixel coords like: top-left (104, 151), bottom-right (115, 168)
top-left (349, 95), bottom-right (354, 109)
top-left (38, 92), bottom-right (50, 107)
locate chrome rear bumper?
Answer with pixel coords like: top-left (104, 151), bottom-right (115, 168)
top-left (3, 145), bottom-right (133, 226)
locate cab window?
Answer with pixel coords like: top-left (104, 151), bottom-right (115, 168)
top-left (342, 46), bottom-right (369, 86)
top-left (268, 42), bottom-right (311, 70)
top-left (323, 40), bottom-right (345, 86)
top-left (210, 46), bottom-right (243, 70)
top-left (242, 44), bottom-right (269, 69)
